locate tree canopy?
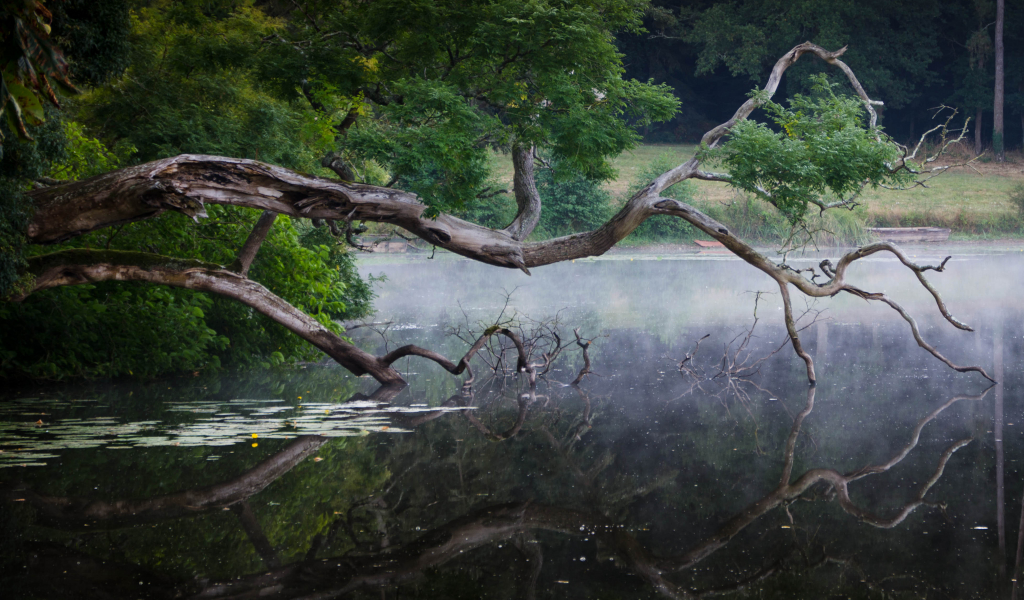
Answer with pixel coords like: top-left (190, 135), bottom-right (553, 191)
top-left (0, 0), bottom-right (997, 385)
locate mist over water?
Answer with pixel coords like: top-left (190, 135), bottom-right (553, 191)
top-left (1, 245), bottom-right (1022, 598)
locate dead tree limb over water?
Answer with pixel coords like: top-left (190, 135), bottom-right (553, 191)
top-left (13, 43), bottom-right (989, 386)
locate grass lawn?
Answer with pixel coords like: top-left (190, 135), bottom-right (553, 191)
top-left (489, 143), bottom-right (1024, 235)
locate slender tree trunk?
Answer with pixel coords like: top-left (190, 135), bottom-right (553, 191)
top-left (976, 108), bottom-right (985, 156)
top-left (994, 0), bottom-right (1005, 161)
top-left (231, 209), bottom-right (277, 276)
top-left (504, 145), bottom-right (542, 241)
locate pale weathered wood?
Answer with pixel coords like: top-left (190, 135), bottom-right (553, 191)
top-left (18, 43), bottom-right (992, 384)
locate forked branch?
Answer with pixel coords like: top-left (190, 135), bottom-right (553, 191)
top-left (20, 42), bottom-right (988, 384)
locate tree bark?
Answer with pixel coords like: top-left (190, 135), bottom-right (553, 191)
top-left (503, 145), bottom-right (542, 241)
top-left (231, 209), bottom-right (277, 276)
top-left (15, 249), bottom-right (405, 384)
top-left (994, 0), bottom-right (1005, 161)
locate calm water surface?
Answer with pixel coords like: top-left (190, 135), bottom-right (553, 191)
top-left (2, 245), bottom-right (1023, 599)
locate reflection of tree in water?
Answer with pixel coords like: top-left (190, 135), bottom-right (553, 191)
top-left (0, 373), bottom-right (992, 599)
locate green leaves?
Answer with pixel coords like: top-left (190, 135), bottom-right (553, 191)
top-left (80, 1), bottom-right (329, 173)
top-left (345, 79), bottom-right (500, 214)
top-left (0, 1), bottom-right (79, 152)
top-left (711, 76), bottom-right (911, 222)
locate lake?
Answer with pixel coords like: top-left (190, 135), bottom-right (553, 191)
top-left (2, 243), bottom-right (1022, 599)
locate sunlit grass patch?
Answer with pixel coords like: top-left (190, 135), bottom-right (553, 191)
top-left (483, 144), bottom-right (1024, 242)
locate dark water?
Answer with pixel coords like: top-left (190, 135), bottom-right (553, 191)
top-left (2, 247), bottom-right (1023, 599)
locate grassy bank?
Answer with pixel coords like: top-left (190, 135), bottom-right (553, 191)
top-left (382, 144), bottom-right (1024, 247)
top-left (611, 144), bottom-right (1024, 239)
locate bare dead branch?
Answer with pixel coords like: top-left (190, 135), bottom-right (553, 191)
top-left (19, 43), bottom-right (988, 385)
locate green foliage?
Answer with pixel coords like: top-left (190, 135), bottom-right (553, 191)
top-left (0, 1), bottom-right (383, 381)
top-left (264, 0), bottom-right (678, 214)
top-left (0, 283), bottom-right (226, 379)
top-left (535, 162), bottom-right (616, 238)
top-left (0, 0), bottom-right (78, 151)
top-left (707, 77), bottom-right (911, 223)
top-left (456, 190), bottom-right (518, 231)
top-left (46, 119), bottom-right (135, 180)
top-left (623, 153), bottom-right (698, 242)
top-left (51, 0), bottom-right (131, 86)
top-left (297, 222), bottom-right (379, 321)
top-left (0, 107), bottom-right (66, 297)
top-left (80, 0), bottom-right (334, 171)
top-left (344, 79), bottom-right (502, 216)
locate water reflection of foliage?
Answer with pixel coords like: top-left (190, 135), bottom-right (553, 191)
top-left (0, 372), bottom-right (997, 598)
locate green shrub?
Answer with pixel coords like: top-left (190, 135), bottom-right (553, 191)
top-left (535, 162), bottom-right (616, 238)
top-left (621, 153), bottom-right (697, 243)
top-left (0, 208), bottom-right (377, 381)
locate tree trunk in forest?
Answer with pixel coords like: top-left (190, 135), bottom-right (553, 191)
top-left (231, 209), bottom-right (277, 276)
top-left (504, 144), bottom-right (543, 241)
top-left (976, 108), bottom-right (985, 156)
top-left (994, 0), bottom-right (1005, 160)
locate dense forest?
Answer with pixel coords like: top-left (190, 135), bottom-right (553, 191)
top-left (622, 0), bottom-right (1024, 150)
top-left (0, 0), bottom-right (1015, 382)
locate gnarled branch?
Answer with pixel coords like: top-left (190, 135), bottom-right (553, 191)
top-left (20, 43), bottom-right (988, 384)
top-left (14, 249), bottom-right (405, 384)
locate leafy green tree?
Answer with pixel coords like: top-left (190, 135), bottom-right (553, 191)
top-left (0, 0), bottom-right (377, 380)
top-left (0, 2), bottom-right (986, 387)
top-left (259, 0), bottom-right (679, 214)
top-left (707, 77), bottom-right (910, 222)
top-left (534, 162), bottom-right (616, 238)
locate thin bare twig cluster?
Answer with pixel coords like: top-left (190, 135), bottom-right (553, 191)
top-left (676, 292), bottom-right (826, 404)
